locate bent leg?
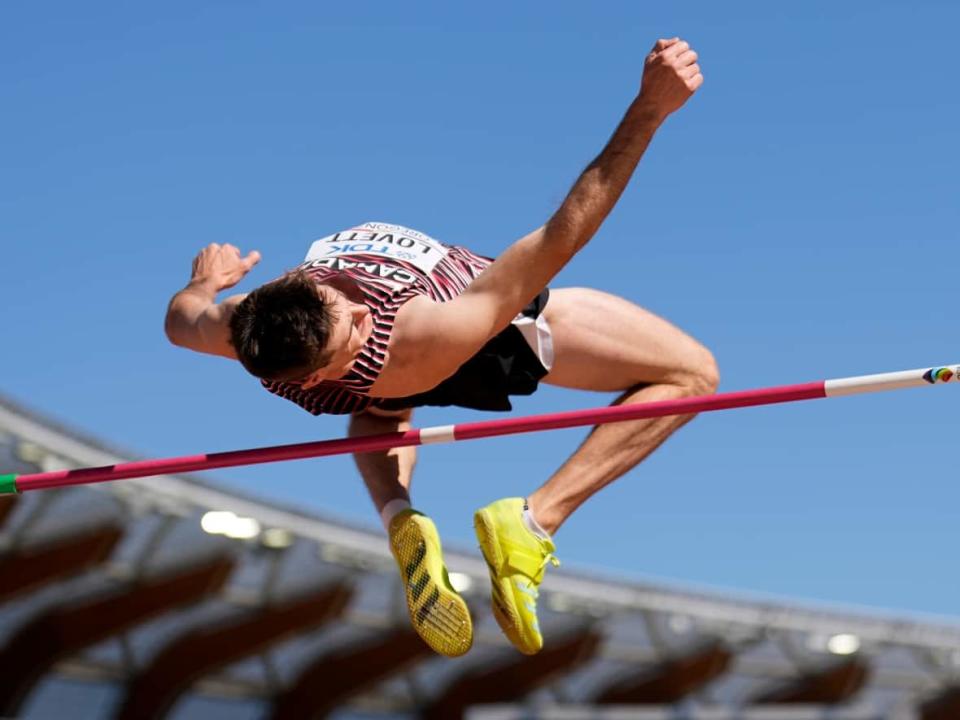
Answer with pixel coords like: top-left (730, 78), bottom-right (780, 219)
top-left (530, 287), bottom-right (719, 534)
top-left (350, 406), bottom-right (473, 656)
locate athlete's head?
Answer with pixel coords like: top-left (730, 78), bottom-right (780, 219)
top-left (229, 271), bottom-right (371, 388)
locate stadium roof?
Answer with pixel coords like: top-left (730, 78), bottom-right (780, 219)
top-left (1, 392), bottom-right (958, 720)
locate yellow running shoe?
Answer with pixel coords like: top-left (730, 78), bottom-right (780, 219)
top-left (389, 508), bottom-right (473, 657)
top-left (473, 497), bottom-right (560, 655)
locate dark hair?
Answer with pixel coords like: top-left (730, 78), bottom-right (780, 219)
top-left (229, 271), bottom-right (337, 381)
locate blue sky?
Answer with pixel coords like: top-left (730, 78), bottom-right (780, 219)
top-left (2, 1), bottom-right (958, 617)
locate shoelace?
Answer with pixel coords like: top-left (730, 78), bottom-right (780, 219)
top-left (524, 553), bottom-right (561, 599)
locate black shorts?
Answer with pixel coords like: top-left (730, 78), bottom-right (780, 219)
top-left (378, 290), bottom-right (551, 413)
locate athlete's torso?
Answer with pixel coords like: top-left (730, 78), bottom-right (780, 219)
top-left (262, 222), bottom-right (491, 415)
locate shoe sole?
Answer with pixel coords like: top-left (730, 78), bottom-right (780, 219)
top-left (391, 513), bottom-right (473, 657)
top-left (473, 508), bottom-right (539, 655)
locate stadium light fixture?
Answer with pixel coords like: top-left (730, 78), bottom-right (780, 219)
top-left (224, 516), bottom-right (261, 539)
top-left (827, 633), bottom-right (861, 655)
top-left (200, 510), bottom-right (262, 540)
top-left (448, 572), bottom-right (473, 593)
top-left (201, 511), bottom-right (236, 534)
top-left (261, 527), bottom-right (294, 549)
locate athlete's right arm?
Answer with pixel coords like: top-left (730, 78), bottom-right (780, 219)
top-left (378, 38), bottom-right (703, 396)
top-left (164, 243), bottom-right (261, 359)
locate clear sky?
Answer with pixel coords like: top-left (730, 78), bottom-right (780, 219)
top-left (2, 2), bottom-right (958, 618)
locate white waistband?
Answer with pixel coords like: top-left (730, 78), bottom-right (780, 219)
top-left (511, 312), bottom-right (554, 371)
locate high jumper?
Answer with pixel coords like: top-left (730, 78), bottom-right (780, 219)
top-left (162, 36), bottom-right (713, 657)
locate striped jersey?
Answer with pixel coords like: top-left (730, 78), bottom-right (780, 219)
top-left (262, 222), bottom-right (492, 415)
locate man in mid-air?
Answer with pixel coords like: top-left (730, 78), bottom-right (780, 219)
top-left (165, 37), bottom-right (717, 657)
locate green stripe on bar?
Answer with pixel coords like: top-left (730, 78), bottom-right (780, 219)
top-left (0, 474), bottom-right (19, 495)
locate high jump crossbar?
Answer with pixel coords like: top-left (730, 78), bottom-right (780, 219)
top-left (2, 364), bottom-right (956, 495)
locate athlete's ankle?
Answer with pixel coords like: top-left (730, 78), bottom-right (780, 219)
top-left (522, 497), bottom-right (558, 540)
top-left (380, 498), bottom-right (412, 532)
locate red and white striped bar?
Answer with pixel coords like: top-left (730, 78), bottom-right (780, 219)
top-left (1, 364), bottom-right (956, 495)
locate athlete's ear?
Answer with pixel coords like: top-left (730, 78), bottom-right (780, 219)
top-left (350, 302), bottom-right (370, 325)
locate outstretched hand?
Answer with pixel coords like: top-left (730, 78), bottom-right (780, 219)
top-left (189, 243), bottom-right (261, 292)
top-left (638, 37), bottom-right (703, 119)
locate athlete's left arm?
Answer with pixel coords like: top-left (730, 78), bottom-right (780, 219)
top-left (373, 38), bottom-right (702, 398)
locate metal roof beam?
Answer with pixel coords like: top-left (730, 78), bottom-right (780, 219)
top-left (269, 627), bottom-right (431, 720)
top-left (750, 658), bottom-right (869, 704)
top-left (0, 496), bottom-right (17, 527)
top-left (466, 705), bottom-right (888, 720)
top-left (0, 523), bottom-right (124, 603)
top-left (920, 685), bottom-right (960, 720)
top-left (0, 554), bottom-right (235, 715)
top-left (112, 582), bottom-right (352, 720)
top-left (423, 628), bottom-right (603, 720)
top-left (594, 641), bottom-right (733, 704)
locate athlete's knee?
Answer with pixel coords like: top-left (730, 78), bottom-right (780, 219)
top-left (658, 341), bottom-right (718, 398)
top-left (680, 344), bottom-right (720, 396)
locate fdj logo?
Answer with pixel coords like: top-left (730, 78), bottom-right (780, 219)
top-left (922, 367), bottom-right (956, 384)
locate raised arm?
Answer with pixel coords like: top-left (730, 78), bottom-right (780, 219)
top-left (380, 38), bottom-right (703, 396)
top-left (164, 243), bottom-right (261, 359)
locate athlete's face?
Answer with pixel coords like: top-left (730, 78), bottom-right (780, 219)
top-left (292, 287), bottom-right (372, 390)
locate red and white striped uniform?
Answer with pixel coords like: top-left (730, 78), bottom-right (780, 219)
top-left (262, 222), bottom-right (492, 415)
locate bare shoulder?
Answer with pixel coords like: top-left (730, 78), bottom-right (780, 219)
top-left (367, 295), bottom-right (452, 398)
top-left (388, 294), bottom-right (441, 355)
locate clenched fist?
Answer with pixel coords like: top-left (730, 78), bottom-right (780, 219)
top-left (638, 37), bottom-right (703, 119)
top-left (189, 242), bottom-right (261, 292)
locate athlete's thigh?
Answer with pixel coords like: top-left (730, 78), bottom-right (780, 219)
top-left (542, 287), bottom-right (713, 392)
